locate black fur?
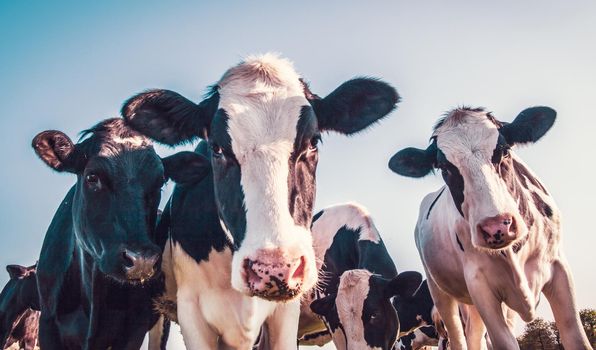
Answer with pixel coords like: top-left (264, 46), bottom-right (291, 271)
top-left (501, 106), bottom-right (556, 145)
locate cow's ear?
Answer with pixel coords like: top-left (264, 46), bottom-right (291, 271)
top-left (501, 106), bottom-right (556, 145)
top-left (6, 265), bottom-right (27, 279)
top-left (121, 89), bottom-right (219, 146)
top-left (387, 271), bottom-right (423, 298)
top-left (388, 141), bottom-right (436, 178)
top-left (32, 131), bottom-right (84, 173)
top-left (162, 151), bottom-right (211, 185)
top-left (310, 294), bottom-right (337, 317)
top-left (310, 78), bottom-right (399, 135)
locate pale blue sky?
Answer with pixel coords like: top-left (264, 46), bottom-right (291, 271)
top-left (1, 1), bottom-right (594, 348)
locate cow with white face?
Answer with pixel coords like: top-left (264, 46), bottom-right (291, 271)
top-left (389, 106), bottom-right (591, 349)
top-left (301, 203), bottom-right (422, 350)
top-left (122, 54), bottom-right (399, 349)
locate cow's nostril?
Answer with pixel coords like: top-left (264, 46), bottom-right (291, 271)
top-left (122, 250), bottom-right (136, 268)
top-left (291, 256), bottom-right (306, 281)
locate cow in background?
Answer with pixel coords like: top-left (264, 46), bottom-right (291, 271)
top-left (122, 54), bottom-right (399, 349)
top-left (0, 264), bottom-right (39, 350)
top-left (389, 106), bottom-right (591, 349)
top-left (32, 118), bottom-right (209, 349)
top-left (303, 203), bottom-right (422, 350)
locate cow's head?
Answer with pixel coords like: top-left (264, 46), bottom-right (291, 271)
top-left (32, 119), bottom-right (209, 283)
top-left (0, 264), bottom-right (38, 342)
top-left (121, 54), bottom-right (399, 300)
top-left (392, 280), bottom-right (433, 335)
top-left (310, 269), bottom-right (422, 350)
top-left (389, 106), bottom-right (556, 250)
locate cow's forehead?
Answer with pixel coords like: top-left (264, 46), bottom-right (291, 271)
top-left (433, 109), bottom-right (500, 163)
top-left (217, 54), bottom-right (309, 159)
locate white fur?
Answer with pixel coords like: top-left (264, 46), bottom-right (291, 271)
top-left (162, 239), bottom-right (300, 349)
top-left (415, 109), bottom-right (590, 349)
top-left (217, 54), bottom-right (317, 295)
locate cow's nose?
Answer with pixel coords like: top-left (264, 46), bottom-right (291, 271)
top-left (244, 250), bottom-right (307, 301)
top-left (479, 214), bottom-right (516, 247)
top-left (122, 249), bottom-right (159, 281)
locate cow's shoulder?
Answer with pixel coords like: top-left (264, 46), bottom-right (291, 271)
top-left (37, 187), bottom-right (77, 314)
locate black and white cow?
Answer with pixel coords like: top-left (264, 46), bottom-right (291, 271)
top-left (121, 54), bottom-right (399, 349)
top-left (393, 280), bottom-right (448, 350)
top-left (32, 118), bottom-right (209, 349)
top-left (0, 264), bottom-right (39, 350)
top-left (395, 325), bottom-right (443, 350)
top-left (302, 203), bottom-right (422, 350)
top-left (389, 106), bottom-right (591, 349)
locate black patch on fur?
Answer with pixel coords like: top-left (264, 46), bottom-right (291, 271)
top-left (169, 142), bottom-right (231, 260)
top-left (437, 149), bottom-right (464, 217)
top-left (288, 106), bottom-right (320, 228)
top-left (531, 191), bottom-right (553, 219)
top-left (209, 111), bottom-right (247, 248)
top-left (393, 280), bottom-right (434, 334)
top-left (426, 187), bottom-right (445, 220)
top-left (362, 275), bottom-right (400, 349)
top-left (456, 233), bottom-right (464, 252)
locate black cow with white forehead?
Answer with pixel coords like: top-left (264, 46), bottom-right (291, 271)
top-left (389, 106), bottom-right (591, 349)
top-left (301, 203), bottom-right (422, 350)
top-left (32, 118), bottom-right (208, 350)
top-left (122, 54), bottom-right (399, 348)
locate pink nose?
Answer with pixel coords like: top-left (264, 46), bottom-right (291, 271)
top-left (479, 214), bottom-right (516, 248)
top-left (244, 249), bottom-right (307, 301)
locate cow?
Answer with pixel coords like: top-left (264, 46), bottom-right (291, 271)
top-left (121, 53), bottom-right (399, 349)
top-left (31, 118), bottom-right (209, 349)
top-left (395, 325), bottom-right (444, 350)
top-left (302, 203), bottom-right (422, 350)
top-left (0, 264), bottom-right (39, 350)
top-left (388, 106), bottom-right (591, 349)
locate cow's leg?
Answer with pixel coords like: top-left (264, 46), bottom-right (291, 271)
top-left (543, 258), bottom-right (591, 349)
top-left (38, 316), bottom-right (64, 350)
top-left (426, 278), bottom-right (467, 350)
top-left (463, 306), bottom-right (488, 350)
top-left (265, 300), bottom-right (300, 350)
top-left (465, 270), bottom-right (518, 350)
top-left (148, 315), bottom-right (169, 350)
top-left (177, 288), bottom-right (217, 350)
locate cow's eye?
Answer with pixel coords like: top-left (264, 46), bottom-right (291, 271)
top-left (309, 136), bottom-right (320, 152)
top-left (212, 144), bottom-right (223, 158)
top-left (85, 173), bottom-right (101, 190)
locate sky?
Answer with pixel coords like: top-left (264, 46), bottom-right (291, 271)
top-left (1, 1), bottom-right (594, 349)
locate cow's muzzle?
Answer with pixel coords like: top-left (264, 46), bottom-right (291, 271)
top-left (477, 213), bottom-right (517, 249)
top-left (122, 248), bottom-right (160, 282)
top-left (243, 248), bottom-right (307, 301)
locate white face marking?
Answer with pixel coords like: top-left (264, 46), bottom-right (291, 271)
top-left (434, 110), bottom-right (526, 247)
top-left (334, 269), bottom-right (381, 350)
top-left (216, 54), bottom-right (317, 296)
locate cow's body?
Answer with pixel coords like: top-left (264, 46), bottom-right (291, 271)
top-left (389, 106), bottom-right (591, 349)
top-left (304, 203), bottom-right (422, 350)
top-left (122, 54), bottom-right (399, 349)
top-left (0, 264), bottom-right (39, 350)
top-left (32, 119), bottom-right (208, 350)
